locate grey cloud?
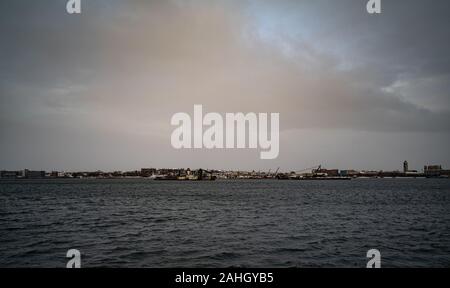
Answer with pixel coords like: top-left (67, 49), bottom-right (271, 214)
top-left (0, 0), bottom-right (449, 170)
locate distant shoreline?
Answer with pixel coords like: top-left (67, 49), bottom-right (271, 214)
top-left (1, 176), bottom-right (448, 181)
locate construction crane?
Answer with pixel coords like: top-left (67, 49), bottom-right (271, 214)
top-left (274, 167), bottom-right (280, 176)
top-left (295, 165), bottom-right (322, 175)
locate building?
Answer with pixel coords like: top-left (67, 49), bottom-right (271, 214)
top-left (24, 170), bottom-right (45, 179)
top-left (424, 165), bottom-right (450, 178)
top-left (340, 170), bottom-right (360, 177)
top-left (141, 168), bottom-right (157, 177)
top-left (403, 161), bottom-right (409, 173)
top-left (361, 170), bottom-right (382, 177)
top-left (323, 169), bottom-right (340, 177)
top-left (0, 171), bottom-right (21, 179)
top-left (314, 168), bottom-right (339, 177)
top-left (424, 165), bottom-right (441, 177)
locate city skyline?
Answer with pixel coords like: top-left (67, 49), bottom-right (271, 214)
top-left (1, 160), bottom-right (448, 176)
top-left (1, 0), bottom-right (450, 172)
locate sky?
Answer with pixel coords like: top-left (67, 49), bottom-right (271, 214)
top-left (0, 0), bottom-right (449, 172)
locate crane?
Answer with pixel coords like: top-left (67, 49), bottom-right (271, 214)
top-left (295, 165), bottom-right (322, 175)
top-left (274, 167), bottom-right (280, 176)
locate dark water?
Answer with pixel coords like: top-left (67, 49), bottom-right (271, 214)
top-left (0, 179), bottom-right (449, 268)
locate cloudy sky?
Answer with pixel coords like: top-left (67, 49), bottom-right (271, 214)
top-left (1, 0), bottom-right (449, 172)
